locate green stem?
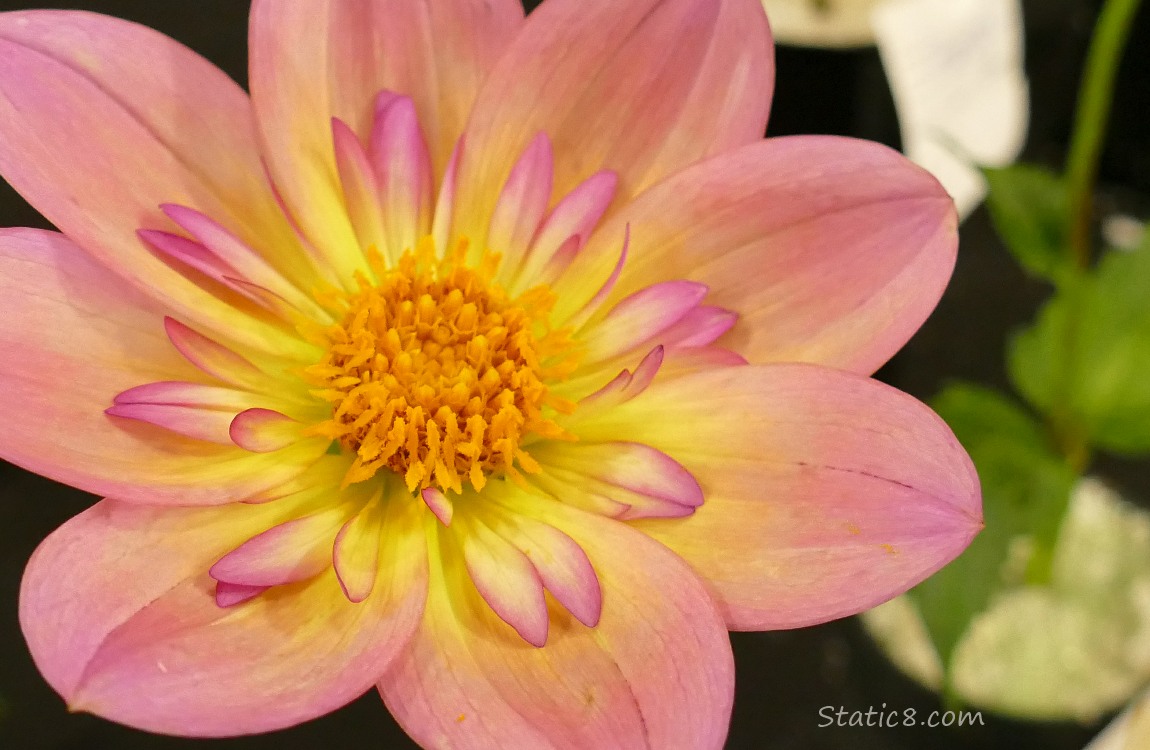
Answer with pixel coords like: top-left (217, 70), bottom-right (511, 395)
top-left (1064, 0), bottom-right (1144, 270)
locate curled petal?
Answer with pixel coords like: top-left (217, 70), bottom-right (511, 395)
top-left (114, 381), bottom-right (255, 410)
top-left (105, 403), bottom-right (235, 446)
top-left (563, 225), bottom-right (629, 330)
top-left (486, 511), bottom-right (602, 628)
top-left (421, 487), bottom-right (455, 527)
top-left (432, 139), bottom-right (464, 257)
top-left (574, 345), bottom-right (666, 408)
top-left (489, 132), bottom-right (554, 270)
top-left (163, 317), bottom-right (266, 389)
top-left (457, 518), bottom-right (549, 648)
top-left (158, 204), bottom-right (318, 315)
top-left (659, 306), bottom-right (739, 349)
top-left (333, 492), bottom-right (384, 603)
top-left (214, 582), bottom-right (268, 608)
top-left (518, 169), bottom-right (618, 285)
top-left (575, 364), bottom-right (982, 629)
top-left (370, 95), bottom-right (434, 259)
top-left (332, 116), bottom-right (387, 257)
top-left (230, 408), bottom-right (302, 453)
top-left (538, 441), bottom-right (703, 511)
top-left (209, 505), bottom-right (351, 588)
top-left (579, 280), bottom-right (708, 363)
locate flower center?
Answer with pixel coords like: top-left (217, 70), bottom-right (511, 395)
top-left (304, 237), bottom-right (576, 493)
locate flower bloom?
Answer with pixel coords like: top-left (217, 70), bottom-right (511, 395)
top-left (0, 1), bottom-right (980, 747)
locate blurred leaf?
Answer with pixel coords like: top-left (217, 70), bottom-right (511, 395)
top-left (1009, 240), bottom-right (1150, 454)
top-left (910, 383), bottom-right (1076, 676)
top-left (983, 164), bottom-right (1070, 284)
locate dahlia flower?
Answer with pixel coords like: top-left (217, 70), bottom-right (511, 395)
top-left (0, 0), bottom-right (980, 746)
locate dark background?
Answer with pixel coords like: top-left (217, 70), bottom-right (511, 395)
top-left (1, 0), bottom-right (1148, 748)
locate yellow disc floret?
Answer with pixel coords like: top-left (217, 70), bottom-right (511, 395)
top-left (303, 237), bottom-right (577, 494)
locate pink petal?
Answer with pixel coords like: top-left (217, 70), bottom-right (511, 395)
top-left (210, 507), bottom-right (349, 587)
top-left (138, 230), bottom-right (232, 281)
top-left (458, 519), bottom-right (549, 648)
top-left (487, 512), bottom-right (603, 628)
top-left (528, 471), bottom-right (633, 519)
top-left (579, 280), bottom-right (709, 363)
top-left (660, 305), bottom-right (739, 349)
top-left (158, 204), bottom-right (319, 316)
top-left (21, 498), bottom-right (428, 736)
top-left (0, 11), bottom-right (315, 355)
top-left (163, 317), bottom-right (265, 389)
top-left (105, 402), bottom-right (236, 446)
top-left (576, 364), bottom-right (982, 629)
top-left (331, 116), bottom-right (387, 257)
top-left (249, 0), bottom-right (523, 282)
top-left (559, 136), bottom-right (959, 374)
top-left (229, 408), bottom-right (301, 453)
top-left (431, 139), bottom-right (464, 256)
top-left (488, 132), bottom-right (554, 269)
top-left (421, 487), bottom-right (454, 527)
top-left (0, 229), bottom-right (322, 505)
top-left (332, 495), bottom-right (384, 603)
top-left (452, 0), bottom-right (773, 243)
top-left (214, 582), bottom-right (268, 608)
top-left (563, 225), bottom-right (629, 330)
top-left (540, 441), bottom-right (703, 509)
top-left (657, 345), bottom-right (748, 381)
top-left (138, 230), bottom-right (294, 317)
top-left (532, 464), bottom-right (697, 522)
top-left (369, 95), bottom-right (435, 260)
top-left (114, 381), bottom-right (255, 410)
top-left (576, 345), bottom-right (666, 408)
top-left (624, 345), bottom-right (666, 398)
top-left (515, 169), bottom-right (619, 288)
top-left (380, 498), bottom-right (733, 750)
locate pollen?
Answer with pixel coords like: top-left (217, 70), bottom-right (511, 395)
top-left (302, 237), bottom-right (578, 494)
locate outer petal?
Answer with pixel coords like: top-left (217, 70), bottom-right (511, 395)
top-left (0, 229), bottom-right (323, 505)
top-left (380, 500), bottom-right (733, 750)
top-left (248, 0), bottom-right (524, 281)
top-left (453, 0), bottom-right (773, 241)
top-left (556, 136), bottom-right (958, 374)
top-left (574, 364), bottom-right (982, 630)
top-left (0, 10), bottom-right (314, 356)
top-left (20, 497), bottom-right (428, 737)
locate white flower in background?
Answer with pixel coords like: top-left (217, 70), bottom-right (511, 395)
top-left (864, 478), bottom-right (1150, 723)
top-left (762, 0), bottom-right (1029, 219)
top-left (760, 0), bottom-right (886, 47)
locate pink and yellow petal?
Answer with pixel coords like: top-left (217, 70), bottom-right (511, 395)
top-left (248, 0), bottom-right (523, 281)
top-left (380, 499), bottom-right (733, 750)
top-left (0, 10), bottom-right (316, 356)
top-left (453, 0), bottom-right (773, 242)
top-left (555, 136), bottom-right (957, 374)
top-left (0, 229), bottom-right (322, 505)
top-left (20, 496), bottom-right (428, 737)
top-left (370, 96), bottom-right (435, 260)
top-left (573, 364), bottom-right (981, 630)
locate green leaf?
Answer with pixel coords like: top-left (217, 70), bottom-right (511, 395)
top-left (910, 384), bottom-right (1076, 674)
top-left (983, 164), bottom-right (1070, 284)
top-left (1008, 241), bottom-right (1150, 454)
